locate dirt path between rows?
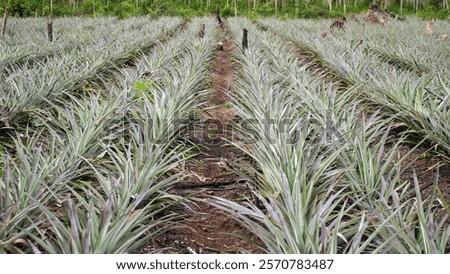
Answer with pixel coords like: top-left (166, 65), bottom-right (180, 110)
top-left (138, 24), bottom-right (260, 254)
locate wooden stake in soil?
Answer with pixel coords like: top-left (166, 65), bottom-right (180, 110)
top-left (47, 20), bottom-right (53, 42)
top-left (242, 28), bottom-right (248, 52)
top-left (1, 7), bottom-right (8, 38)
top-left (215, 9), bottom-right (224, 29)
top-left (199, 23), bottom-right (205, 38)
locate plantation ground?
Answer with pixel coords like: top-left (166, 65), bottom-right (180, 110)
top-left (137, 27), bottom-right (260, 254)
top-left (0, 16), bottom-right (449, 254)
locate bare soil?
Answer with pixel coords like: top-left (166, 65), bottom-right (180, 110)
top-left (397, 145), bottom-right (450, 204)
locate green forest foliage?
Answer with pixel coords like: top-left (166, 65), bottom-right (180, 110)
top-left (0, 0), bottom-right (449, 19)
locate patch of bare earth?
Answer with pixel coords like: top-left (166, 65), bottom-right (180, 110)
top-left (137, 25), bottom-right (260, 254)
top-left (397, 145), bottom-right (450, 206)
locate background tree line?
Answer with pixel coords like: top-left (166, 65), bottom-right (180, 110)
top-left (0, 0), bottom-right (449, 19)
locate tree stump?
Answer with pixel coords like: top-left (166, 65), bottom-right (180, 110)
top-left (47, 21), bottom-right (54, 42)
top-left (199, 23), bottom-right (205, 38)
top-left (242, 28), bottom-right (248, 52)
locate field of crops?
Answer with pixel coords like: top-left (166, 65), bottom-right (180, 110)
top-left (0, 16), bottom-right (449, 254)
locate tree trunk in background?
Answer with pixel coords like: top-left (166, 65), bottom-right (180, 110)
top-left (1, 7), bottom-right (8, 38)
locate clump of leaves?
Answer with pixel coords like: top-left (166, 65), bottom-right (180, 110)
top-left (132, 80), bottom-right (155, 101)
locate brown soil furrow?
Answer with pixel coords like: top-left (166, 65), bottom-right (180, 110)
top-left (138, 24), bottom-right (260, 254)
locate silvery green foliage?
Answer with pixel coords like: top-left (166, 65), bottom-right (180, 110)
top-left (0, 16), bottom-right (182, 125)
top-left (0, 17), bottom-right (219, 254)
top-left (260, 18), bottom-right (450, 160)
top-left (212, 17), bottom-right (449, 254)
